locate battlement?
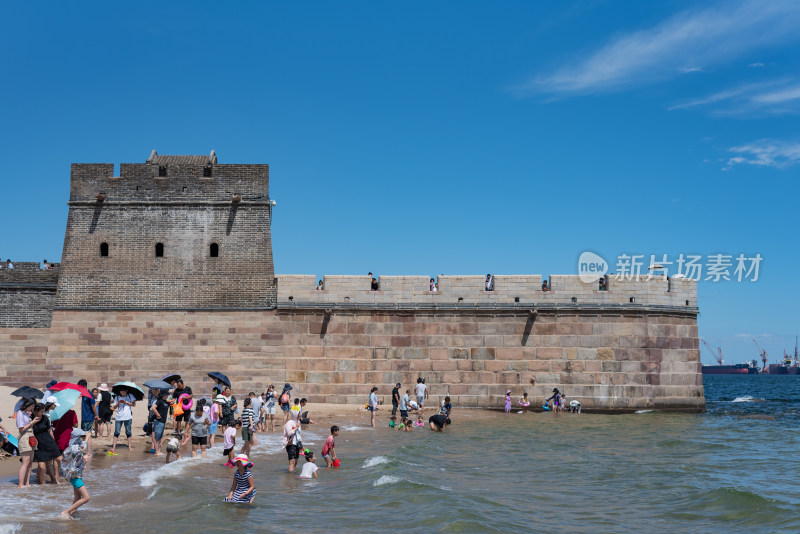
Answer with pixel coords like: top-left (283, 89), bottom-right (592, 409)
top-left (69, 152), bottom-right (269, 203)
top-left (58, 152), bottom-right (276, 310)
top-left (0, 262), bottom-right (60, 287)
top-left (277, 274), bottom-right (697, 310)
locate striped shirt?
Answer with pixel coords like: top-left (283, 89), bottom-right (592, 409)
top-left (226, 468), bottom-right (256, 503)
top-left (241, 407), bottom-right (254, 428)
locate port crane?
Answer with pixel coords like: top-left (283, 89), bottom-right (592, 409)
top-left (753, 339), bottom-right (768, 372)
top-left (701, 339), bottom-right (724, 365)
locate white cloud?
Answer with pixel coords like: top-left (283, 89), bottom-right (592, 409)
top-left (748, 62), bottom-right (765, 68)
top-left (724, 139), bottom-right (800, 169)
top-left (518, 0), bottom-right (800, 95)
top-left (669, 79), bottom-right (800, 115)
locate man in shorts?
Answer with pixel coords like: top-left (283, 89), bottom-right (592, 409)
top-left (400, 389), bottom-right (411, 420)
top-left (171, 379), bottom-right (193, 439)
top-left (415, 378), bottom-right (428, 414)
top-left (110, 387), bottom-right (136, 454)
top-left (428, 414), bottom-right (451, 432)
top-left (77, 379), bottom-right (99, 456)
top-left (150, 390), bottom-right (170, 456)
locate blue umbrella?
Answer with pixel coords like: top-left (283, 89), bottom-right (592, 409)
top-left (112, 381), bottom-right (145, 401)
top-left (143, 379), bottom-right (172, 390)
top-left (207, 372), bottom-right (231, 387)
top-left (50, 389), bottom-right (81, 421)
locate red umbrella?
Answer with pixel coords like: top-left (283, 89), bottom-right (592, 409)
top-left (47, 382), bottom-right (93, 399)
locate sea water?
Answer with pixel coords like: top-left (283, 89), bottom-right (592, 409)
top-left (2, 376), bottom-right (798, 533)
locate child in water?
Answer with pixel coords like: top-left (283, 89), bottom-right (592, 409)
top-left (60, 429), bottom-right (90, 520)
top-left (223, 419), bottom-right (241, 467)
top-left (504, 390), bottom-right (512, 415)
top-left (299, 451), bottom-right (319, 479)
top-left (414, 416), bottom-right (425, 427)
top-left (321, 426), bottom-right (338, 468)
top-left (165, 437), bottom-right (182, 463)
top-left (225, 454), bottom-right (256, 504)
top-left (388, 416), bottom-right (396, 429)
top-left (519, 393), bottom-right (531, 414)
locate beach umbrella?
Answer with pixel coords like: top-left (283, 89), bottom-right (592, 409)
top-left (50, 389), bottom-right (81, 421)
top-left (10, 386), bottom-right (44, 399)
top-left (48, 382), bottom-right (93, 399)
top-left (112, 381), bottom-right (145, 401)
top-left (207, 371), bottom-right (231, 387)
top-left (161, 373), bottom-right (181, 384)
top-left (143, 379), bottom-right (173, 390)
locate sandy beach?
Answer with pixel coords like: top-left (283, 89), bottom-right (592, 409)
top-left (0, 384), bottom-right (473, 484)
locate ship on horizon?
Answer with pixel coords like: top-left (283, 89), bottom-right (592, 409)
top-left (702, 337), bottom-right (800, 375)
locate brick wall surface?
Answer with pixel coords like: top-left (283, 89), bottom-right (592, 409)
top-left (0, 309), bottom-right (703, 412)
top-left (0, 262), bottom-right (59, 327)
top-left (56, 162), bottom-right (276, 309)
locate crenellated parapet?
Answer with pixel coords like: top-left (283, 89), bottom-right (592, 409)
top-left (0, 262), bottom-right (60, 287)
top-left (69, 153), bottom-right (269, 205)
top-left (276, 274), bottom-right (697, 311)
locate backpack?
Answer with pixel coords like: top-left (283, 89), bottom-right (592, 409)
top-left (280, 392), bottom-right (290, 404)
top-left (221, 399), bottom-right (233, 418)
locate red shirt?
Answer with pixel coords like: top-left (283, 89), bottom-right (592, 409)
top-left (53, 409), bottom-right (78, 451)
top-left (322, 435), bottom-right (335, 455)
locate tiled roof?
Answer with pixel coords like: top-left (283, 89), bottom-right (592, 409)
top-left (146, 150), bottom-right (217, 165)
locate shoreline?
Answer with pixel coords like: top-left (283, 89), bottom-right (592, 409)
top-left (0, 394), bottom-right (497, 484)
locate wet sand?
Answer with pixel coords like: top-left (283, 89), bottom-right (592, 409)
top-left (1, 384), bottom-right (480, 485)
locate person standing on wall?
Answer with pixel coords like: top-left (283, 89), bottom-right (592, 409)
top-left (77, 380), bottom-right (99, 457)
top-left (391, 383), bottom-right (401, 417)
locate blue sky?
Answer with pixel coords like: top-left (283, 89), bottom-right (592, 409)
top-left (2, 1), bottom-right (798, 364)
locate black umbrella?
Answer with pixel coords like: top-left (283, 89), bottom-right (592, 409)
top-left (144, 379), bottom-right (173, 390)
top-left (161, 373), bottom-right (181, 384)
top-left (11, 386), bottom-right (44, 399)
top-left (207, 372), bottom-right (231, 387)
top-left (111, 381), bottom-right (145, 401)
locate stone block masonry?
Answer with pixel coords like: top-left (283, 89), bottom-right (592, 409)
top-left (0, 152), bottom-right (704, 412)
top-left (0, 306), bottom-right (702, 412)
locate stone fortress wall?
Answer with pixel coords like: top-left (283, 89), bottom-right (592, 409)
top-left (277, 274), bottom-right (697, 308)
top-left (0, 262), bottom-right (60, 328)
top-left (56, 158), bottom-right (276, 310)
top-left (0, 152), bottom-right (703, 412)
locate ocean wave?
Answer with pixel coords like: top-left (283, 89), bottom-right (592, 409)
top-left (138, 455), bottom-right (216, 487)
top-left (340, 425), bottom-right (368, 431)
top-left (373, 475), bottom-right (401, 487)
top-left (732, 396), bottom-right (764, 403)
top-left (635, 409), bottom-right (654, 414)
top-left (362, 456), bottom-right (390, 468)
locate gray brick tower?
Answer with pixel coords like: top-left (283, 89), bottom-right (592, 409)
top-left (54, 151), bottom-right (276, 309)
